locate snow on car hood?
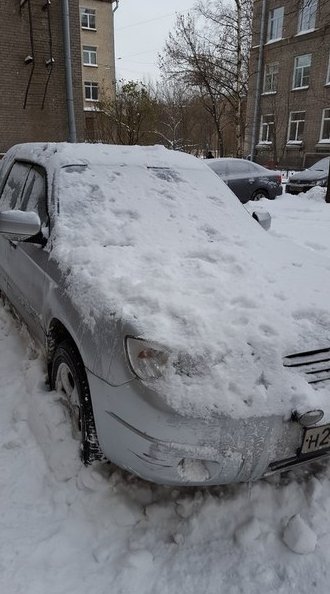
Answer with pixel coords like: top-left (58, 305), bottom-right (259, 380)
top-left (48, 144), bottom-right (330, 419)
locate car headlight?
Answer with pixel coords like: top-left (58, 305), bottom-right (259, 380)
top-left (315, 180), bottom-right (327, 186)
top-left (125, 337), bottom-right (170, 380)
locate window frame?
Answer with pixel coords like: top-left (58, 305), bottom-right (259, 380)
top-left (320, 108), bottom-right (330, 142)
top-left (326, 53), bottom-right (330, 85)
top-left (292, 54), bottom-right (311, 89)
top-left (263, 62), bottom-right (279, 93)
top-left (267, 6), bottom-right (284, 42)
top-left (297, 0), bottom-right (317, 33)
top-left (81, 8), bottom-right (96, 31)
top-left (287, 111), bottom-right (306, 143)
top-left (83, 45), bottom-right (98, 67)
top-left (259, 114), bottom-right (275, 144)
top-left (84, 81), bottom-right (99, 102)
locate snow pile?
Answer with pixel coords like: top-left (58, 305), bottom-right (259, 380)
top-left (283, 514), bottom-right (317, 554)
top-left (246, 187), bottom-right (330, 257)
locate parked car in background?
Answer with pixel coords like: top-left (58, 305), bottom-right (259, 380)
top-left (0, 143), bottom-right (330, 487)
top-left (205, 157), bottom-right (282, 203)
top-left (285, 157), bottom-right (330, 194)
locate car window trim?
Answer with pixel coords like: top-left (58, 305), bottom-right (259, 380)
top-left (21, 163), bottom-right (50, 228)
top-left (0, 161), bottom-right (32, 209)
top-left (7, 160), bottom-right (50, 230)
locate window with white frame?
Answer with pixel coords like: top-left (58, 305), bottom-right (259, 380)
top-left (81, 8), bottom-right (96, 30)
top-left (287, 111), bottom-right (305, 142)
top-left (326, 53), bottom-right (330, 84)
top-left (263, 63), bottom-right (279, 93)
top-left (84, 81), bottom-right (99, 101)
top-left (297, 0), bottom-right (317, 33)
top-left (267, 7), bottom-right (284, 41)
top-left (83, 46), bottom-right (97, 66)
top-left (320, 108), bottom-right (330, 141)
top-left (292, 54), bottom-right (311, 88)
top-left (259, 114), bottom-right (274, 143)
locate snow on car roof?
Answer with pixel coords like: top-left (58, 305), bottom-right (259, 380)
top-left (6, 142), bottom-right (205, 170)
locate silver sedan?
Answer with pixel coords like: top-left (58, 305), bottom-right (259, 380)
top-left (0, 143), bottom-right (329, 486)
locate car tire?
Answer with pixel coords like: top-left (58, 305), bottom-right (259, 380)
top-left (251, 189), bottom-right (268, 201)
top-left (50, 339), bottom-right (103, 464)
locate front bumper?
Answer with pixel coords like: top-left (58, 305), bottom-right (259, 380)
top-left (86, 370), bottom-right (323, 486)
top-left (286, 182), bottom-right (325, 194)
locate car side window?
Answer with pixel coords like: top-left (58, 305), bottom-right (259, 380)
top-left (211, 162), bottom-right (230, 177)
top-left (0, 162), bottom-right (31, 210)
top-left (20, 166), bottom-right (48, 226)
top-left (232, 161), bottom-right (251, 174)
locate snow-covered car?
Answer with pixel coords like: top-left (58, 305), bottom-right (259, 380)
top-left (205, 157), bottom-right (283, 203)
top-left (286, 157), bottom-right (330, 194)
top-left (0, 143), bottom-right (330, 486)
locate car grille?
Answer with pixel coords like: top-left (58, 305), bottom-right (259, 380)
top-left (283, 347), bottom-right (330, 385)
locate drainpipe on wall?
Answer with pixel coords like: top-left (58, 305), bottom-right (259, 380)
top-left (112, 1), bottom-right (119, 13)
top-left (250, 0), bottom-right (267, 161)
top-left (62, 0), bottom-right (77, 142)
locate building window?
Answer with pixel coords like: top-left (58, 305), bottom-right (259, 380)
top-left (259, 114), bottom-right (274, 143)
top-left (83, 46), bottom-right (97, 66)
top-left (84, 81), bottom-right (99, 102)
top-left (292, 54), bottom-right (311, 88)
top-left (263, 63), bottom-right (279, 93)
top-left (267, 7), bottom-right (284, 41)
top-left (297, 0), bottom-right (317, 33)
top-left (81, 8), bottom-right (96, 30)
top-left (320, 108), bottom-right (330, 141)
top-left (287, 111), bottom-right (305, 142)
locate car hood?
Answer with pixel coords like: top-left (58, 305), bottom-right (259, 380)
top-left (51, 146), bottom-right (330, 420)
top-left (289, 169), bottom-right (328, 182)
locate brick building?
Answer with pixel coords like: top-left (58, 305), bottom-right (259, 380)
top-left (0, 0), bottom-right (85, 154)
top-left (245, 0), bottom-right (330, 168)
top-left (79, 0), bottom-right (117, 140)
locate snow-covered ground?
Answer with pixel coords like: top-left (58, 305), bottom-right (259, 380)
top-left (2, 188), bottom-right (330, 594)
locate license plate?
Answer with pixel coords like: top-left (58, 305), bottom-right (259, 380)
top-left (301, 423), bottom-right (330, 454)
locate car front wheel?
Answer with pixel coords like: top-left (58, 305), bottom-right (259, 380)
top-left (50, 339), bottom-right (102, 464)
top-left (251, 189), bottom-right (268, 201)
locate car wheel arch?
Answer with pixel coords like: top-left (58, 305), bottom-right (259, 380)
top-left (251, 188), bottom-right (269, 201)
top-left (47, 318), bottom-right (81, 374)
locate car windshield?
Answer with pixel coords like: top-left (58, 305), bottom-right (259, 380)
top-left (310, 157), bottom-right (330, 172)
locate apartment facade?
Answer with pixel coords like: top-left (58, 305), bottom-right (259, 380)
top-left (0, 0), bottom-right (85, 155)
top-left (245, 0), bottom-right (330, 168)
top-left (79, 0), bottom-right (116, 139)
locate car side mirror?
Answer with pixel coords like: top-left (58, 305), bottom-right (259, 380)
top-left (252, 210), bottom-right (271, 231)
top-left (0, 210), bottom-right (41, 241)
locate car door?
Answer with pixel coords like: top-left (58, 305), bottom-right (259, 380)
top-left (1, 163), bottom-right (51, 345)
top-left (226, 161), bottom-right (255, 203)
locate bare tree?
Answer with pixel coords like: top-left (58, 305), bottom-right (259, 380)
top-left (159, 0), bottom-right (253, 156)
top-left (98, 80), bottom-right (157, 145)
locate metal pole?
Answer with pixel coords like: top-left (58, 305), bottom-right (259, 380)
top-left (62, 0), bottom-right (77, 142)
top-left (250, 0), bottom-right (267, 161)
